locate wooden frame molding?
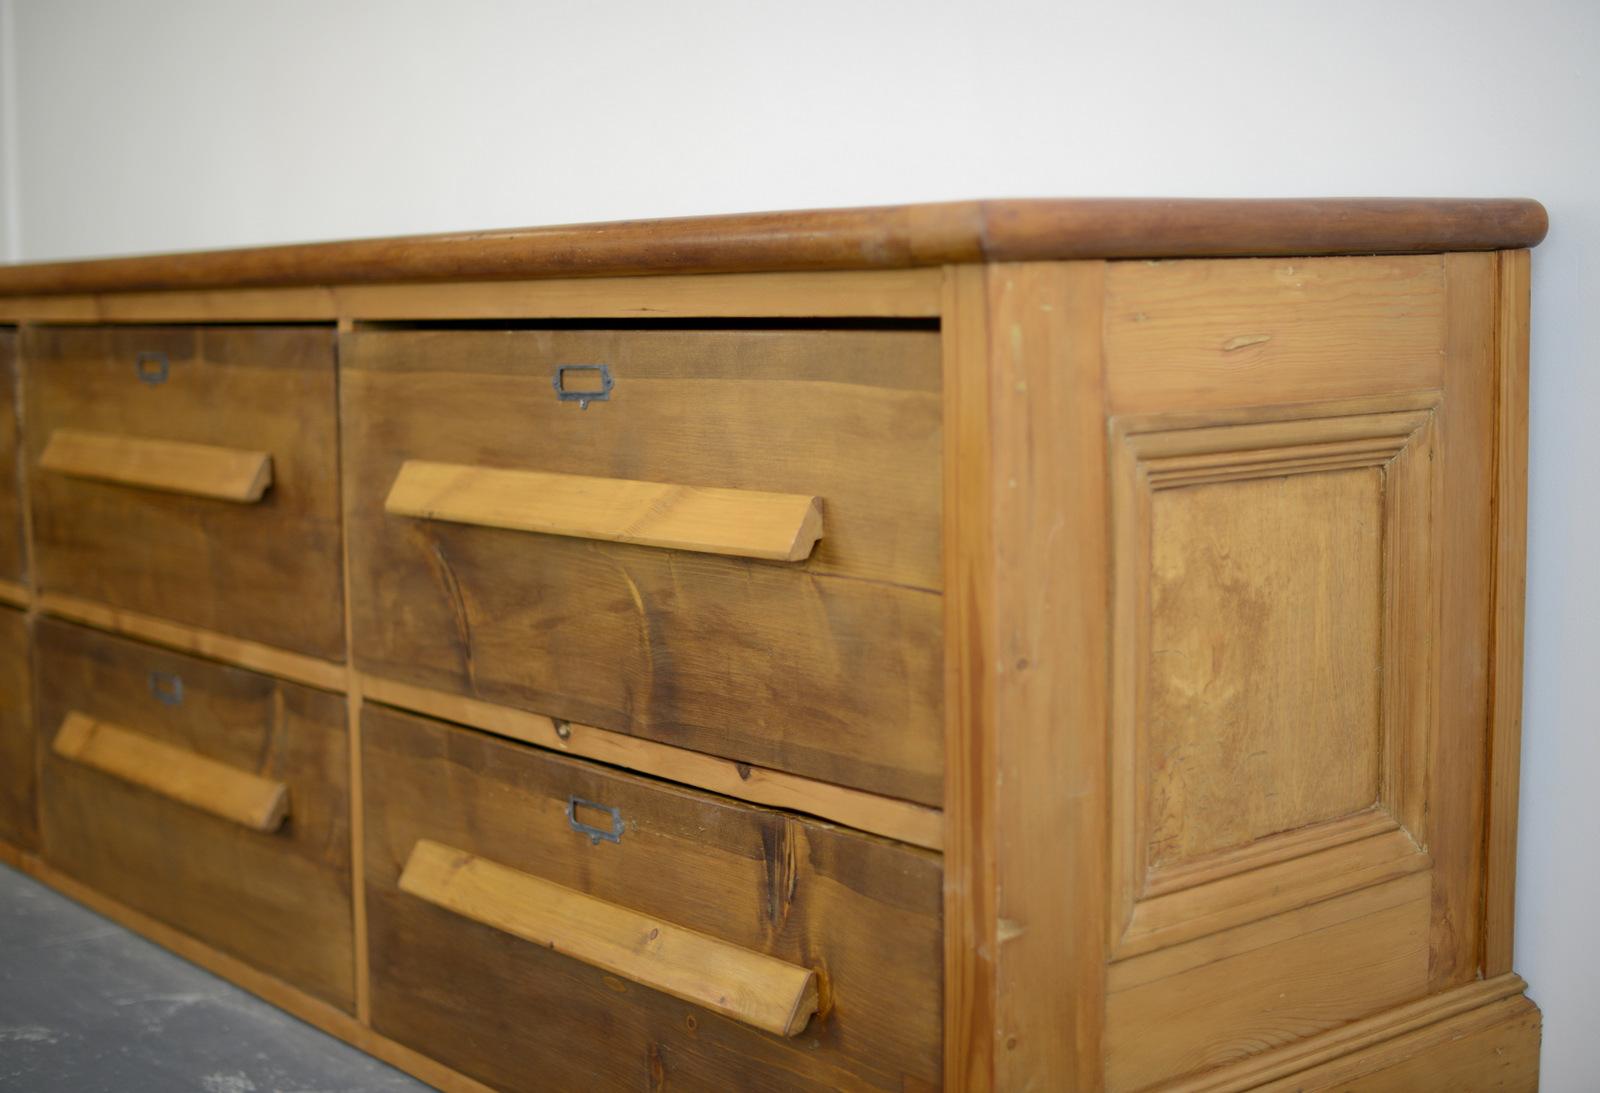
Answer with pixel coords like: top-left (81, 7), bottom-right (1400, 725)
top-left (1108, 399), bottom-right (1441, 957)
top-left (36, 592), bottom-right (347, 693)
top-left (360, 674), bottom-right (944, 851)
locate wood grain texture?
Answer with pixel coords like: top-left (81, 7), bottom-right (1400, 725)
top-left (1107, 875), bottom-right (1430, 1090)
top-left (1157, 973), bottom-right (1534, 1092)
top-left (0, 607), bottom-right (34, 849)
top-left (387, 460), bottom-right (824, 562)
top-left (335, 269), bottom-right (942, 319)
top-left (39, 428), bottom-right (273, 503)
top-left (363, 705), bottom-right (943, 1092)
top-left (38, 591), bottom-right (347, 692)
top-left (1484, 249), bottom-right (1532, 977)
top-left (52, 711), bottom-right (290, 832)
top-left (1146, 468), bottom-right (1384, 865)
top-left (344, 327), bottom-right (943, 803)
top-left (1429, 252), bottom-right (1497, 991)
top-left (0, 331), bottom-right (21, 583)
top-left (400, 839), bottom-right (822, 1037)
top-left (0, 579), bottom-right (25, 609)
top-left (13, 855), bottom-right (497, 1093)
top-left (24, 326), bottom-right (344, 659)
top-left (33, 619), bottom-right (355, 1009)
top-left (362, 674), bottom-right (943, 850)
top-left (942, 263), bottom-right (1111, 1091)
top-left (0, 199), bottom-right (1546, 295)
top-left (1104, 255), bottom-right (1447, 415)
top-left (1108, 401), bottom-right (1437, 957)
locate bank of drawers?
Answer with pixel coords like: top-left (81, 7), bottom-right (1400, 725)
top-left (5, 319), bottom-right (948, 1087)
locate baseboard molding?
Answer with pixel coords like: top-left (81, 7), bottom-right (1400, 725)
top-left (1161, 972), bottom-right (1541, 1092)
top-left (1, 847), bottom-right (490, 1093)
top-left (1, 841), bottom-right (1542, 1093)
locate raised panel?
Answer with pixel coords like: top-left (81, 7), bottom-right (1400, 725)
top-left (1147, 468), bottom-right (1384, 867)
top-left (1110, 399), bottom-right (1438, 956)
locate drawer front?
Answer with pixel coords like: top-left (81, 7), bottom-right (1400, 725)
top-left (0, 331), bottom-right (21, 584)
top-left (0, 607), bottom-right (32, 848)
top-left (364, 705), bottom-right (943, 1092)
top-left (24, 326), bottom-right (344, 659)
top-left (34, 619), bottom-right (354, 1008)
top-left (344, 328), bottom-right (943, 804)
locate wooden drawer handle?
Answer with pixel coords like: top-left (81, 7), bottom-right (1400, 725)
top-left (52, 711), bottom-right (289, 832)
top-left (386, 461), bottom-right (823, 562)
top-left (399, 839), bottom-right (821, 1037)
top-left (40, 428), bottom-right (273, 503)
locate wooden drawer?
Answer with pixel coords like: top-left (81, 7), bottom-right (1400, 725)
top-left (364, 704), bottom-right (943, 1092)
top-left (0, 330), bottom-right (21, 586)
top-left (24, 326), bottom-right (343, 659)
top-left (0, 606), bottom-right (32, 849)
top-left (33, 618), bottom-right (354, 1008)
top-left (344, 328), bottom-right (943, 804)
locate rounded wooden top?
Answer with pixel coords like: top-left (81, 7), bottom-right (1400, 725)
top-left (0, 198), bottom-right (1548, 295)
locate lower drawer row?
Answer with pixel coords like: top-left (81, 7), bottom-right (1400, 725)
top-left (2, 614), bottom-right (943, 1092)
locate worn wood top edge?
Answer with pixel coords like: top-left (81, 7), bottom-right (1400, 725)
top-left (0, 198), bottom-right (1548, 295)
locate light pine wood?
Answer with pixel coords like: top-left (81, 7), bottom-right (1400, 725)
top-left (0, 608), bottom-right (33, 850)
top-left (1158, 973), bottom-right (1532, 1092)
top-left (1107, 875), bottom-right (1430, 1090)
top-left (400, 839), bottom-right (821, 1037)
top-left (364, 704), bottom-right (942, 1092)
top-left (1429, 251), bottom-right (1498, 991)
top-left (34, 619), bottom-right (355, 1008)
top-left (387, 459), bottom-right (824, 562)
top-left (52, 711), bottom-right (290, 832)
top-left (38, 592), bottom-right (346, 692)
top-left (1485, 249), bottom-right (1532, 977)
top-left (362, 674), bottom-right (943, 850)
top-left (1146, 467), bottom-right (1384, 864)
top-left (335, 269), bottom-right (942, 319)
top-left (1108, 400), bottom-right (1437, 958)
top-left (0, 208), bottom-right (1545, 1091)
top-left (11, 853), bottom-right (496, 1093)
top-left (25, 325), bottom-right (345, 659)
top-left (344, 326), bottom-right (943, 803)
top-left (39, 428), bottom-right (273, 503)
top-left (1103, 255), bottom-right (1447, 415)
top-left (943, 262), bottom-right (1111, 1091)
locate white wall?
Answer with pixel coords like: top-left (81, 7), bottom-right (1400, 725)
top-left (4, 0), bottom-right (1597, 1086)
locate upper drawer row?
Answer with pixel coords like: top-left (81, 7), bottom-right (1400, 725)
top-left (16, 325), bottom-right (945, 803)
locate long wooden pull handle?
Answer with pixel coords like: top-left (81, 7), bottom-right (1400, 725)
top-left (399, 839), bottom-right (821, 1037)
top-left (52, 712), bottom-right (289, 832)
top-left (40, 428), bottom-right (273, 503)
top-left (385, 460), bottom-right (823, 562)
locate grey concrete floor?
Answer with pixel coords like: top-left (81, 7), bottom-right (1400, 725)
top-left (0, 863), bottom-right (430, 1092)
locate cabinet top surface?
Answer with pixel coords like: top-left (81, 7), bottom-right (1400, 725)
top-left (0, 198), bottom-right (1547, 296)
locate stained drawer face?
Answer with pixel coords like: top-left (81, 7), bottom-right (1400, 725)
top-left (364, 705), bottom-right (943, 1092)
top-left (33, 619), bottom-right (354, 1008)
top-left (0, 607), bottom-right (32, 849)
top-left (343, 328), bottom-right (944, 804)
top-left (24, 326), bottom-right (344, 659)
top-left (0, 331), bottom-right (22, 585)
